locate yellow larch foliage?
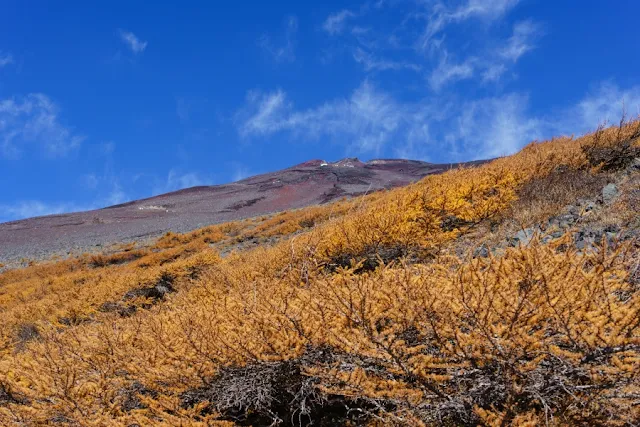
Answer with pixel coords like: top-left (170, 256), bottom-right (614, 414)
top-left (0, 119), bottom-right (638, 425)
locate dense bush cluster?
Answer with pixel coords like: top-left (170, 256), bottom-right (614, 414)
top-left (0, 120), bottom-right (638, 425)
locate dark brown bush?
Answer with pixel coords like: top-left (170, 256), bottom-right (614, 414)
top-left (181, 350), bottom-right (373, 426)
top-left (119, 382), bottom-right (157, 412)
top-left (15, 323), bottom-right (40, 347)
top-left (298, 218), bottom-right (315, 228)
top-left (509, 166), bottom-right (609, 224)
top-left (583, 139), bottom-right (640, 171)
top-left (0, 382), bottom-right (27, 406)
top-left (123, 272), bottom-right (176, 301)
top-left (88, 250), bottom-right (144, 268)
top-left (582, 119), bottom-right (640, 171)
top-left (325, 244), bottom-right (408, 274)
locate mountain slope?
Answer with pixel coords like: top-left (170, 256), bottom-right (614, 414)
top-left (0, 121), bottom-right (638, 425)
top-left (0, 158), bottom-right (484, 265)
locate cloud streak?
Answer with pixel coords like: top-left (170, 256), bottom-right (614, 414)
top-left (0, 94), bottom-right (84, 158)
top-left (499, 20), bottom-right (542, 62)
top-left (0, 201), bottom-right (88, 222)
top-left (322, 0), bottom-right (536, 90)
top-left (119, 30), bottom-right (148, 54)
top-left (0, 52), bottom-right (14, 68)
top-left (418, 0), bottom-right (521, 50)
top-left (428, 53), bottom-right (475, 90)
top-left (238, 77), bottom-right (640, 162)
top-left (238, 81), bottom-right (404, 154)
top-left (151, 169), bottom-right (211, 196)
top-left (323, 10), bottom-right (357, 35)
top-left (556, 81), bottom-right (640, 135)
top-left (259, 16), bottom-right (298, 63)
top-left (353, 48), bottom-right (421, 72)
top-left (0, 184), bottom-right (130, 222)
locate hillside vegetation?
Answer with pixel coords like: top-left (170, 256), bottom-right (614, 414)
top-left (0, 120), bottom-right (639, 426)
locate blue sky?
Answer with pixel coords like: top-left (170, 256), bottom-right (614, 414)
top-left (1, 0), bottom-right (639, 222)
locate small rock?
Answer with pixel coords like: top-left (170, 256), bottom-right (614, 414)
top-left (575, 238), bottom-right (587, 250)
top-left (604, 224), bottom-right (621, 233)
top-left (510, 227), bottom-right (539, 246)
top-left (602, 183), bottom-right (619, 205)
top-left (555, 213), bottom-right (577, 229)
top-left (592, 230), bottom-right (604, 241)
top-left (605, 232), bottom-right (618, 245)
top-left (565, 205), bottom-right (579, 216)
top-left (473, 244), bottom-right (490, 258)
top-left (574, 230), bottom-right (597, 252)
top-left (542, 230), bottom-right (564, 244)
top-left (577, 199), bottom-right (597, 213)
top-left (551, 230), bottom-right (564, 239)
top-left (583, 201), bottom-right (597, 212)
top-left (155, 284), bottom-right (172, 296)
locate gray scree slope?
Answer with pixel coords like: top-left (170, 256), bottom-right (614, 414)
top-left (0, 158), bottom-right (485, 265)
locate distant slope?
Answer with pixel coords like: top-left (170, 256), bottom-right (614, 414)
top-left (0, 157), bottom-right (485, 264)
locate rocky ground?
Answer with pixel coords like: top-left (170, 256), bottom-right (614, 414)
top-left (0, 158), bottom-right (485, 268)
top-left (469, 157), bottom-right (640, 262)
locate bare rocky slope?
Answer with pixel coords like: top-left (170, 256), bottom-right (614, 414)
top-left (0, 158), bottom-right (485, 265)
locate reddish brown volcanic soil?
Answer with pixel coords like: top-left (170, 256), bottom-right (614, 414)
top-left (0, 158), bottom-right (485, 265)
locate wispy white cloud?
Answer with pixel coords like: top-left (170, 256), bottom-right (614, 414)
top-left (451, 0), bottom-right (521, 21)
top-left (0, 201), bottom-right (89, 222)
top-left (259, 16), bottom-right (298, 63)
top-left (230, 162), bottom-right (252, 182)
top-left (0, 182), bottom-right (130, 222)
top-left (478, 20), bottom-right (542, 83)
top-left (235, 80), bottom-right (474, 158)
top-left (414, 1), bottom-right (538, 88)
top-left (323, 0), bottom-right (533, 89)
top-left (353, 47), bottom-right (421, 72)
top-left (441, 82), bottom-right (640, 160)
top-left (103, 184), bottom-right (128, 206)
top-left (82, 173), bottom-right (99, 190)
top-left (168, 170), bottom-right (204, 190)
top-left (118, 30), bottom-right (147, 54)
top-left (152, 169), bottom-right (209, 195)
top-left (323, 10), bottom-right (357, 35)
top-left (481, 63), bottom-right (507, 82)
top-left (393, 122), bottom-right (433, 161)
top-left (101, 141), bottom-right (116, 155)
top-left (418, 0), bottom-right (521, 50)
top-left (0, 52), bottom-right (14, 68)
top-left (238, 75), bottom-right (640, 163)
top-left (555, 81), bottom-right (640, 135)
top-left (499, 20), bottom-right (542, 62)
top-left (237, 89), bottom-right (289, 136)
top-left (446, 93), bottom-right (543, 159)
top-left (428, 53), bottom-right (475, 90)
top-left (176, 97), bottom-right (190, 123)
top-left (0, 94), bottom-right (84, 158)
top-left (237, 81), bottom-right (404, 154)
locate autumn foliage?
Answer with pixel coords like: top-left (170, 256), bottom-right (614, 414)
top-left (0, 120), bottom-right (639, 426)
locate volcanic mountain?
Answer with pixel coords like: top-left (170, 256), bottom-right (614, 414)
top-left (0, 157), bottom-right (485, 265)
